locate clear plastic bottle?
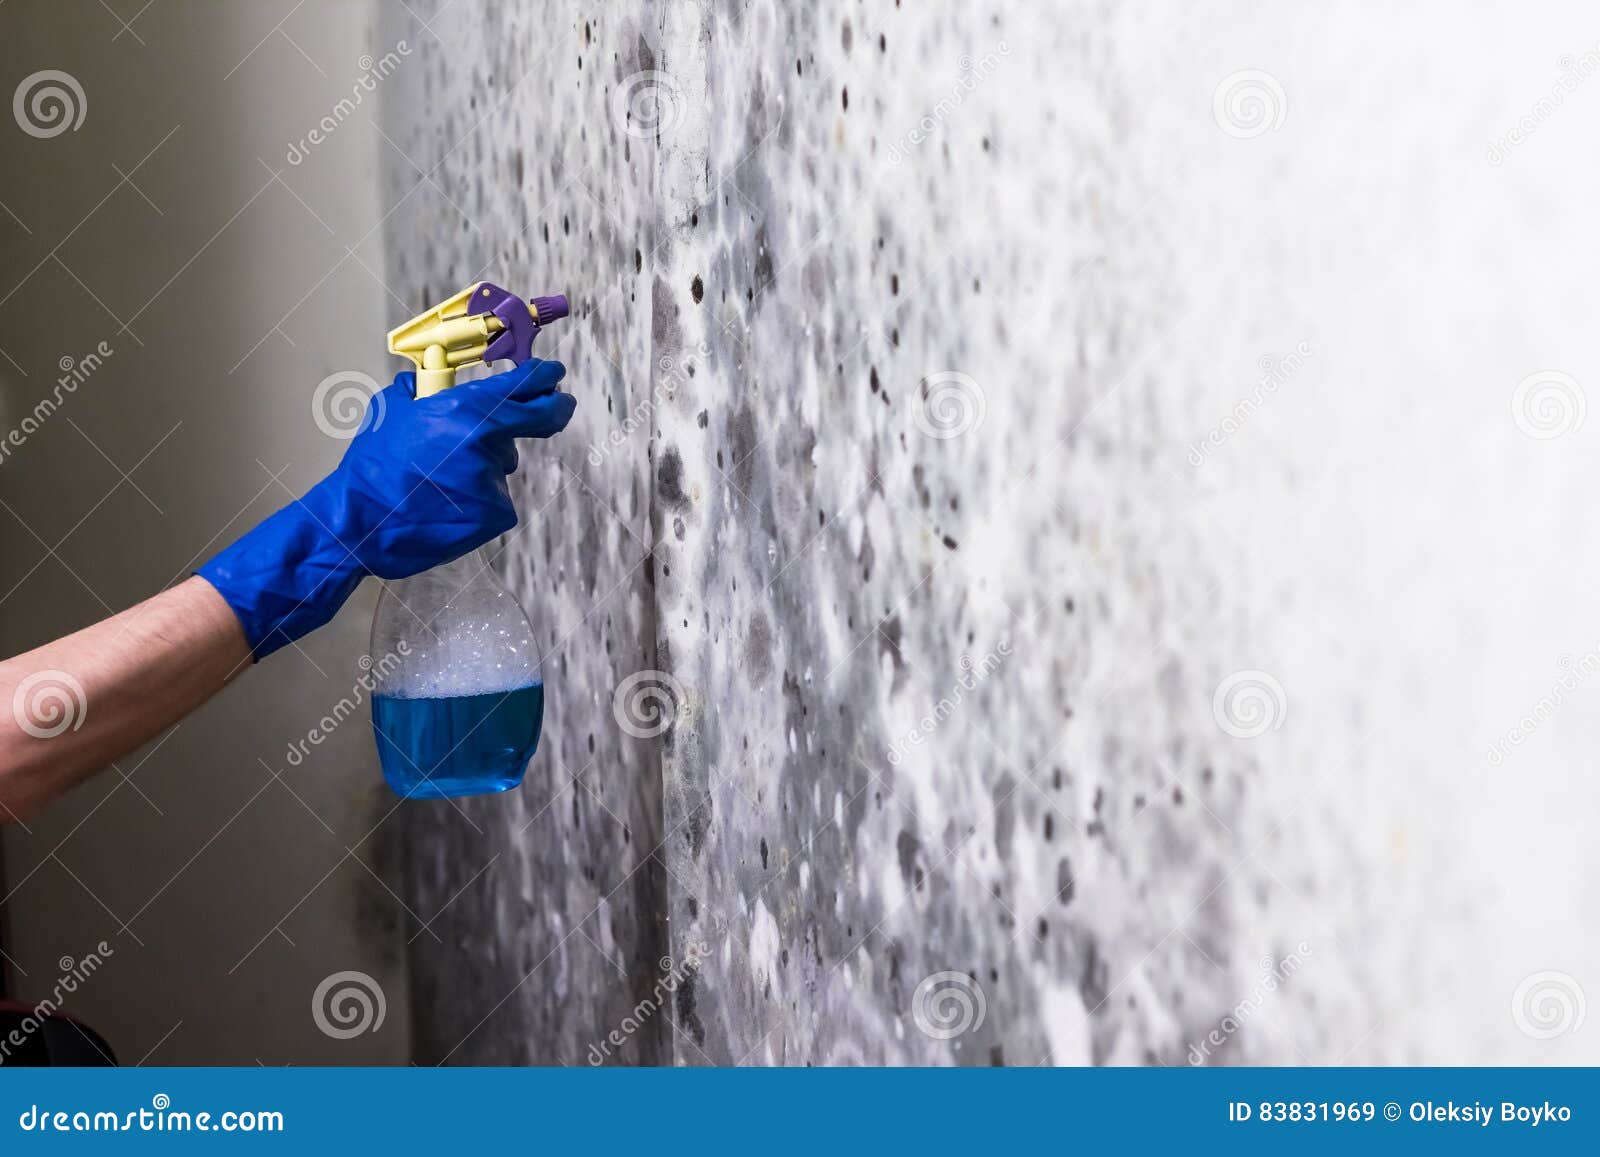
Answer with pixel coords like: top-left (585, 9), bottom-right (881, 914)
top-left (368, 548), bottom-right (543, 798)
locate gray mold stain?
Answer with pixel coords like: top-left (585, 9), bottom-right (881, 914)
top-left (385, 0), bottom-right (1307, 1070)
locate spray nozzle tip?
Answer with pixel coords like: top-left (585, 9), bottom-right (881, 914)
top-left (530, 295), bottom-right (569, 324)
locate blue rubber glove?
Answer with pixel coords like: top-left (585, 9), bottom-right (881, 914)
top-left (199, 359), bottom-right (575, 659)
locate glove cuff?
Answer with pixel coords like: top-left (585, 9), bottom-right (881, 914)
top-left (196, 479), bottom-right (369, 660)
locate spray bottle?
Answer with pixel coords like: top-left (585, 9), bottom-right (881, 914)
top-left (370, 282), bottom-right (568, 799)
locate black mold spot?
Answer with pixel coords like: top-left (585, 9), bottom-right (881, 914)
top-left (895, 830), bottom-right (920, 883)
top-left (759, 838), bottom-right (769, 869)
top-left (877, 616), bottom-right (904, 685)
top-left (1057, 858), bottom-right (1075, 905)
top-left (753, 231), bottom-right (775, 297)
top-left (691, 275), bottom-right (704, 303)
top-left (675, 971), bottom-right (706, 1047)
top-left (657, 447), bottom-right (688, 507)
top-left (686, 798), bottom-right (712, 858)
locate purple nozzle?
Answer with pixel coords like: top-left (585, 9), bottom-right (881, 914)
top-left (474, 283), bottom-right (568, 365)
top-left (530, 294), bottom-right (569, 324)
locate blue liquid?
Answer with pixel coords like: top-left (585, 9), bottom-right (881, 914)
top-left (372, 684), bottom-right (544, 799)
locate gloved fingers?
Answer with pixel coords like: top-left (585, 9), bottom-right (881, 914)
top-left (491, 437), bottom-right (520, 476)
top-left (390, 370), bottom-right (418, 400)
top-left (495, 390), bottom-right (577, 440)
top-left (463, 358), bottom-right (567, 407)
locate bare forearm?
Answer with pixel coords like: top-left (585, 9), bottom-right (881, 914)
top-left (0, 577), bottom-right (250, 823)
